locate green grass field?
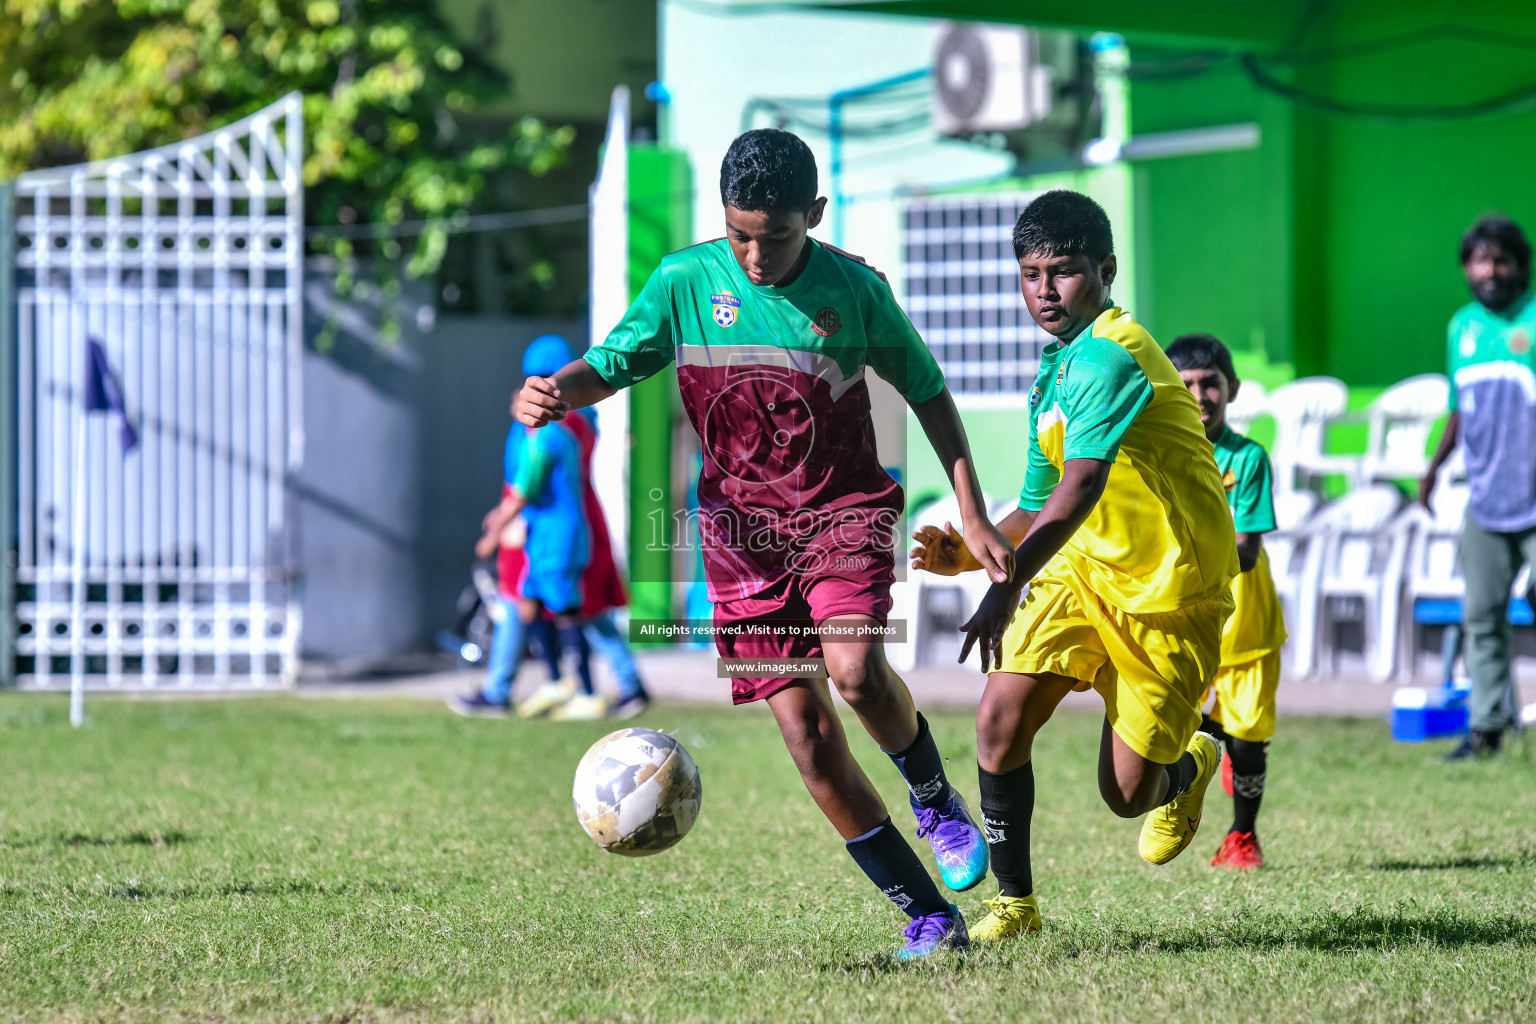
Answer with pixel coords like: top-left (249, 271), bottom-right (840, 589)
top-left (2, 695), bottom-right (1534, 1024)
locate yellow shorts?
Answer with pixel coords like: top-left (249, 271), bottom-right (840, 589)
top-left (1205, 650), bottom-right (1281, 742)
top-left (998, 563), bottom-right (1232, 765)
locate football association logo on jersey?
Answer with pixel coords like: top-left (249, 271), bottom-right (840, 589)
top-left (710, 292), bottom-right (740, 328)
top-left (1509, 329), bottom-right (1531, 355)
top-left (1222, 469), bottom-right (1237, 492)
top-left (812, 306), bottom-right (841, 337)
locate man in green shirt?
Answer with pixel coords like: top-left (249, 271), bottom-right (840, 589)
top-left (1421, 215), bottom-right (1536, 759)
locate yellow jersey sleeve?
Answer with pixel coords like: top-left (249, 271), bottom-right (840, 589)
top-left (1040, 308), bottom-right (1238, 614)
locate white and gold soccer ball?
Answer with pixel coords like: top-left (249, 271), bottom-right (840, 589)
top-left (572, 728), bottom-right (702, 856)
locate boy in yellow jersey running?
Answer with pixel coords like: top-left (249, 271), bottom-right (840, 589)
top-left (1166, 334), bottom-right (1287, 870)
top-left (910, 191), bottom-right (1237, 941)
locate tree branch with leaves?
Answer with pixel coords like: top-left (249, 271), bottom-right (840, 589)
top-left (0, 0), bottom-right (575, 344)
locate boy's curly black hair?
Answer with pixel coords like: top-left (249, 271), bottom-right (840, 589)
top-left (719, 129), bottom-right (818, 213)
top-left (1011, 190), bottom-right (1113, 262)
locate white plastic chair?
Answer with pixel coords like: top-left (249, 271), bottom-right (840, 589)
top-left (1395, 484), bottom-right (1471, 679)
top-left (1359, 374), bottom-right (1450, 485)
top-left (1263, 490), bottom-right (1318, 674)
top-left (889, 492), bottom-right (999, 671)
top-left (1225, 380), bottom-right (1268, 434)
top-left (1267, 376), bottom-right (1354, 497)
top-left (1292, 485), bottom-right (1404, 678)
top-left (1274, 490), bottom-right (1318, 532)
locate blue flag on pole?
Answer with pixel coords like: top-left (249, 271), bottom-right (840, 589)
top-left (84, 337), bottom-right (137, 452)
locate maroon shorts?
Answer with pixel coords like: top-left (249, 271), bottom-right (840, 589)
top-left (714, 567), bottom-right (894, 705)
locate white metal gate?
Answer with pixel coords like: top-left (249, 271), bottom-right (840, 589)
top-left (5, 93), bottom-right (304, 690)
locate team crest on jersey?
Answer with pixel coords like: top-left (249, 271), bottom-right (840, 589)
top-left (812, 306), bottom-right (842, 337)
top-left (710, 292), bottom-right (741, 328)
top-left (1222, 469), bottom-right (1237, 492)
top-left (1509, 330), bottom-right (1532, 355)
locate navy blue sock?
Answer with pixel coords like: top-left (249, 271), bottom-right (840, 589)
top-left (845, 818), bottom-right (948, 919)
top-left (527, 619), bottom-right (561, 681)
top-left (558, 623), bottom-right (593, 696)
top-left (885, 713), bottom-right (950, 809)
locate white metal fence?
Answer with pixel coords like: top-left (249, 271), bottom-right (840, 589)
top-left (4, 93), bottom-right (304, 690)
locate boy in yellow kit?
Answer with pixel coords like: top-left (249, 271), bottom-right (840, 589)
top-left (1166, 334), bottom-right (1287, 870)
top-left (911, 191), bottom-right (1237, 941)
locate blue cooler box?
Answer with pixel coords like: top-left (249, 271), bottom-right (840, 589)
top-left (1391, 681), bottom-right (1471, 742)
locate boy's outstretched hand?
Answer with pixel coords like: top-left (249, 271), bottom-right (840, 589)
top-left (959, 579), bottom-right (1023, 673)
top-left (911, 518), bottom-right (1018, 583)
top-left (909, 522), bottom-right (978, 576)
top-left (514, 375), bottom-right (569, 426)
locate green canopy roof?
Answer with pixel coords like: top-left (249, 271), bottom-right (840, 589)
top-left (772, 0), bottom-right (1308, 47)
top-left (778, 1), bottom-right (1536, 52)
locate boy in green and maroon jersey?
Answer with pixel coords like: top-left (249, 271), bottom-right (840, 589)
top-left (514, 129), bottom-right (1016, 958)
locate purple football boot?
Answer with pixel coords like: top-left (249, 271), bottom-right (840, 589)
top-left (914, 788), bottom-right (989, 892)
top-left (894, 903), bottom-right (969, 960)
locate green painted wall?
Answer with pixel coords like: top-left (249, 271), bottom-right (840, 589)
top-left (1129, 7), bottom-right (1536, 386)
top-left (1128, 57), bottom-right (1297, 378)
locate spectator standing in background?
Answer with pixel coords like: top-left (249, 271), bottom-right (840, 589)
top-left (1421, 215), bottom-right (1536, 759)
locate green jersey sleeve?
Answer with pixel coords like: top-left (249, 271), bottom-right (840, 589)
top-left (861, 277), bottom-right (946, 403)
top-left (583, 266), bottom-right (677, 389)
top-left (1018, 397), bottom-right (1059, 511)
top-left (1059, 339), bottom-right (1154, 462)
top-left (514, 428), bottom-right (557, 500)
top-left (1231, 444), bottom-right (1278, 534)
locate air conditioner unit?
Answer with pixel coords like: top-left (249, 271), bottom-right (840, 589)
top-left (932, 22), bottom-right (1054, 135)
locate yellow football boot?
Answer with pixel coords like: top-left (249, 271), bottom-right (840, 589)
top-left (1138, 731), bottom-right (1220, 865)
top-left (549, 692), bottom-right (611, 721)
top-left (969, 893), bottom-right (1042, 943)
top-left (515, 679), bottom-right (575, 719)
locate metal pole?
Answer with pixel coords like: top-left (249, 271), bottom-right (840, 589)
top-left (829, 94), bottom-right (844, 249)
top-left (0, 181), bottom-right (15, 689)
top-left (69, 403), bottom-right (86, 726)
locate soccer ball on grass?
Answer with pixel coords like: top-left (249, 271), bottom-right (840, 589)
top-left (572, 728), bottom-right (702, 856)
